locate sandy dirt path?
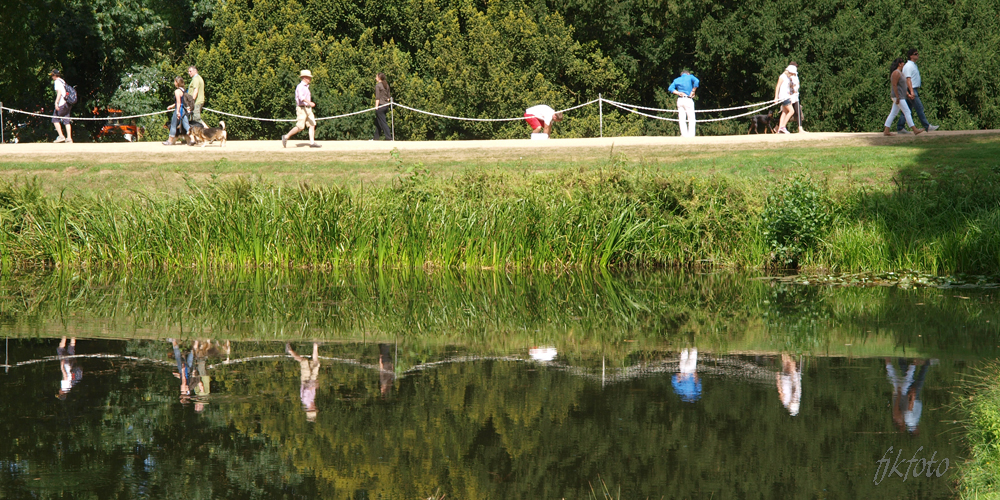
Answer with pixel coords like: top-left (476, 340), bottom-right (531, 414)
top-left (3, 130), bottom-right (997, 165)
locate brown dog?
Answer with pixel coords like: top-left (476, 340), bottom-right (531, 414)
top-left (748, 113), bottom-right (776, 134)
top-left (189, 121), bottom-right (227, 147)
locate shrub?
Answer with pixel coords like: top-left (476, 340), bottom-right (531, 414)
top-left (762, 175), bottom-right (831, 267)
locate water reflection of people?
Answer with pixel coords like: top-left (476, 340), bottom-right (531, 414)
top-left (529, 346), bottom-right (557, 362)
top-left (56, 337), bottom-right (83, 399)
top-left (170, 339), bottom-right (194, 403)
top-left (287, 343), bottom-right (320, 422)
top-left (776, 354), bottom-right (801, 416)
top-left (885, 358), bottom-right (929, 434)
top-left (378, 344), bottom-right (394, 397)
top-left (191, 340), bottom-right (228, 412)
top-left (672, 348), bottom-right (702, 402)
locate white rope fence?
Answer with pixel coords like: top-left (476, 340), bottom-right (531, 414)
top-left (203, 105), bottom-right (380, 122)
top-left (0, 107), bottom-right (171, 121)
top-left (601, 97), bottom-right (782, 114)
top-left (604, 99), bottom-right (783, 123)
top-left (2, 95), bottom-right (792, 142)
top-left (391, 98), bottom-right (600, 122)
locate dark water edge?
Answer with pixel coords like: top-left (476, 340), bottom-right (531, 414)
top-left (2, 269), bottom-right (1000, 498)
top-left (0, 338), bottom-right (968, 499)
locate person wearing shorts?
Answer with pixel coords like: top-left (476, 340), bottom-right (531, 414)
top-left (287, 342), bottom-right (321, 422)
top-left (789, 61), bottom-right (807, 133)
top-left (524, 104), bottom-right (562, 136)
top-left (49, 69), bottom-right (73, 143)
top-left (773, 65), bottom-right (797, 134)
top-left (282, 69), bottom-right (321, 148)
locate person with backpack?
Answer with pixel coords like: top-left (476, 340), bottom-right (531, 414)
top-left (48, 69), bottom-right (74, 143)
top-left (163, 76), bottom-right (191, 145)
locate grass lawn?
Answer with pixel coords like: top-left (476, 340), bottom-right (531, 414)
top-left (1, 133), bottom-right (998, 197)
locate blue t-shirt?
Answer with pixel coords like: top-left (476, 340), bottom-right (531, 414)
top-left (672, 374), bottom-right (702, 402)
top-left (668, 74), bottom-right (700, 96)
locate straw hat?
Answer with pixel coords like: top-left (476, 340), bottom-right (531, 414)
top-left (299, 69), bottom-right (313, 78)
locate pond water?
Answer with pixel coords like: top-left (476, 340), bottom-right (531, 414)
top-left (2, 270), bottom-right (998, 499)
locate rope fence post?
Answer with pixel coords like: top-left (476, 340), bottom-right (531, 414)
top-left (390, 101), bottom-right (395, 141)
top-left (1, 103), bottom-right (4, 144)
top-left (599, 94), bottom-right (603, 138)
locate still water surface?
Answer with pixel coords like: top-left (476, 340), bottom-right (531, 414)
top-left (2, 270), bottom-right (998, 499)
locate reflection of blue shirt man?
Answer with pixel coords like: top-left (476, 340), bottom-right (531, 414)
top-left (672, 348), bottom-right (702, 402)
top-left (667, 71), bottom-right (700, 137)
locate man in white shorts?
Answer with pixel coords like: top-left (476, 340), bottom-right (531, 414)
top-left (282, 69), bottom-right (321, 148)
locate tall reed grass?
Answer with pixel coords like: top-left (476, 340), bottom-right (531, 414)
top-left (1, 160), bottom-right (999, 273)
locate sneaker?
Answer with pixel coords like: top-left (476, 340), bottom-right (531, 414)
top-left (779, 127), bottom-right (790, 134)
top-left (281, 135), bottom-right (288, 148)
top-left (898, 129), bottom-right (911, 134)
top-left (309, 142), bottom-right (322, 148)
top-left (914, 128), bottom-right (925, 135)
top-left (928, 124), bottom-right (940, 132)
top-left (65, 138), bottom-right (72, 143)
top-left (53, 136), bottom-right (66, 143)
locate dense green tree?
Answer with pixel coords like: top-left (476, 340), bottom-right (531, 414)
top-left (190, 0), bottom-right (630, 140)
top-left (0, 0), bottom-right (214, 141)
top-left (4, 0), bottom-right (1000, 140)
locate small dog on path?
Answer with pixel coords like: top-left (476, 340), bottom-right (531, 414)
top-left (189, 121), bottom-right (227, 147)
top-left (748, 113), bottom-right (776, 134)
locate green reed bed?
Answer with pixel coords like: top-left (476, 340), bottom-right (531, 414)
top-left (958, 364), bottom-right (1000, 500)
top-left (1, 150), bottom-right (1000, 273)
top-left (0, 169), bottom-right (762, 271)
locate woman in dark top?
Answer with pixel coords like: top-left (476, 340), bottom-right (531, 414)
top-left (164, 76), bottom-right (191, 145)
top-left (883, 58), bottom-right (924, 136)
top-left (373, 73), bottom-right (393, 140)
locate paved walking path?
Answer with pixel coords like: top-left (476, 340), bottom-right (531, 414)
top-left (2, 130), bottom-right (996, 163)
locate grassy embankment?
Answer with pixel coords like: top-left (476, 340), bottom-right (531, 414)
top-left (959, 364), bottom-right (1000, 499)
top-left (1, 134), bottom-right (999, 273)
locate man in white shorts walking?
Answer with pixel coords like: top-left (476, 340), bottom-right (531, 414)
top-left (282, 70), bottom-right (321, 148)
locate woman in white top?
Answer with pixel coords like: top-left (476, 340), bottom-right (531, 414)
top-left (48, 69), bottom-right (73, 143)
top-left (773, 66), bottom-right (797, 134)
top-left (883, 57), bottom-right (924, 136)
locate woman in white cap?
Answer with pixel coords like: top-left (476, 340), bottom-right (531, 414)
top-left (773, 65), bottom-right (797, 134)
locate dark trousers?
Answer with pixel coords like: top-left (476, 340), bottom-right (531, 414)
top-left (793, 102), bottom-right (803, 130)
top-left (374, 106), bottom-right (392, 140)
top-left (897, 88), bottom-right (930, 131)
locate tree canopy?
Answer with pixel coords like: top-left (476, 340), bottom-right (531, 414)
top-left (2, 0), bottom-right (999, 140)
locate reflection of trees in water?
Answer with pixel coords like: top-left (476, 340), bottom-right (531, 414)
top-left (0, 338), bottom-right (963, 499)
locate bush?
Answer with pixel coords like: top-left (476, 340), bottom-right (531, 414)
top-left (762, 175), bottom-right (831, 267)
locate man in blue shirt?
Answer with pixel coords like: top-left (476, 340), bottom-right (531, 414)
top-left (668, 70), bottom-right (700, 137)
